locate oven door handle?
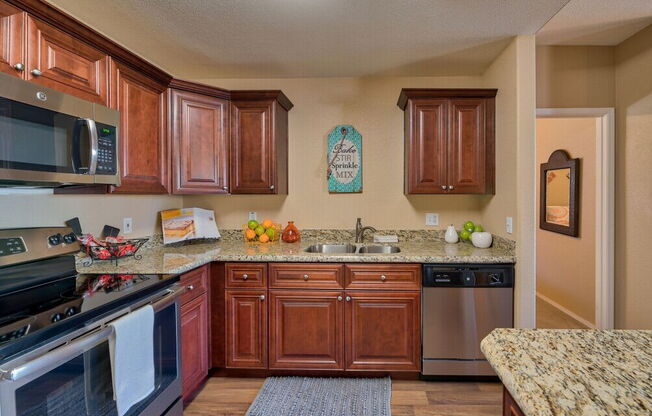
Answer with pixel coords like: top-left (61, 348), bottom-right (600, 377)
top-left (0, 326), bottom-right (114, 382)
top-left (150, 284), bottom-right (186, 313)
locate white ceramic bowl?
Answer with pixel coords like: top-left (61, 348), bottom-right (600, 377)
top-left (471, 232), bottom-right (493, 248)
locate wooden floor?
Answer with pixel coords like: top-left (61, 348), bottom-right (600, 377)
top-left (536, 296), bottom-right (588, 329)
top-left (184, 377), bottom-right (503, 416)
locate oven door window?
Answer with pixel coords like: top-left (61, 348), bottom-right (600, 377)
top-left (0, 98), bottom-right (91, 174)
top-left (12, 302), bottom-right (179, 416)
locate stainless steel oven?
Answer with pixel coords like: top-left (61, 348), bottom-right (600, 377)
top-left (0, 72), bottom-right (120, 187)
top-left (0, 284), bottom-right (184, 416)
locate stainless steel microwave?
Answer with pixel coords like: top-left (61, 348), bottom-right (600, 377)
top-left (0, 72), bottom-right (120, 187)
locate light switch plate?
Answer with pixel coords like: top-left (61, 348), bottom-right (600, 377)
top-left (506, 217), bottom-right (513, 234)
top-left (425, 213), bottom-right (439, 226)
top-left (248, 211), bottom-right (257, 221)
top-left (123, 217), bottom-right (133, 234)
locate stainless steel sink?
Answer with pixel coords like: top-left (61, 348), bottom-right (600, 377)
top-left (357, 245), bottom-right (401, 254)
top-left (304, 243), bottom-right (358, 253)
top-left (304, 244), bottom-right (401, 254)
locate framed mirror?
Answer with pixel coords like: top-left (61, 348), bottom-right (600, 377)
top-left (540, 149), bottom-right (580, 236)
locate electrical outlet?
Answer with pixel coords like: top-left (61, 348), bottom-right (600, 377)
top-left (506, 217), bottom-right (513, 234)
top-left (425, 213), bottom-right (439, 226)
top-left (248, 211), bottom-right (257, 221)
top-left (123, 217), bottom-right (133, 234)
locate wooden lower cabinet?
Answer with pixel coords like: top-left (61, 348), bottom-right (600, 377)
top-left (180, 293), bottom-right (209, 400)
top-left (503, 387), bottom-right (526, 416)
top-left (225, 289), bottom-right (267, 369)
top-left (269, 290), bottom-right (344, 370)
top-left (345, 291), bottom-right (421, 371)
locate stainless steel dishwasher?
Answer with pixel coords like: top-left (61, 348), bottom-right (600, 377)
top-left (421, 264), bottom-right (514, 377)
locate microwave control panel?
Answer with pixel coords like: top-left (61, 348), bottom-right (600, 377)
top-left (96, 123), bottom-right (117, 175)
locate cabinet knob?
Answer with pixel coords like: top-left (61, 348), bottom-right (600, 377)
top-left (31, 68), bottom-right (42, 77)
top-left (303, 274), bottom-right (309, 280)
top-left (448, 185), bottom-right (455, 190)
top-left (270, 185), bottom-right (275, 190)
top-left (441, 185), bottom-right (447, 190)
top-left (260, 295), bottom-right (265, 301)
top-left (187, 285), bottom-right (194, 291)
top-left (222, 186), bottom-right (229, 191)
top-left (380, 274), bottom-right (387, 281)
top-left (345, 296), bottom-right (351, 302)
top-left (337, 296), bottom-right (343, 301)
top-left (242, 274), bottom-right (249, 280)
top-left (13, 63), bottom-right (24, 71)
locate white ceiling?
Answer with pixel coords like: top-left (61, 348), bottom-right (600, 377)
top-left (46, 0), bottom-right (568, 78)
top-left (536, 0), bottom-right (652, 45)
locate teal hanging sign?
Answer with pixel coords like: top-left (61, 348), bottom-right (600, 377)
top-left (327, 125), bottom-right (362, 193)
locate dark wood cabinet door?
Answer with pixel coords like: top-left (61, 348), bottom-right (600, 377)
top-left (405, 99), bottom-right (449, 193)
top-left (0, 1), bottom-right (24, 77)
top-left (503, 387), bottom-right (526, 416)
top-left (181, 292), bottom-right (209, 401)
top-left (230, 100), bottom-right (276, 194)
top-left (109, 60), bottom-right (169, 194)
top-left (345, 291), bottom-right (420, 371)
top-left (269, 290), bottom-right (344, 370)
top-left (171, 89), bottom-right (229, 194)
top-left (226, 289), bottom-right (267, 369)
top-left (448, 98), bottom-right (490, 193)
top-left (26, 16), bottom-right (108, 105)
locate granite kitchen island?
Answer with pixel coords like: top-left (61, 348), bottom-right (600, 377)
top-left (481, 328), bottom-right (652, 416)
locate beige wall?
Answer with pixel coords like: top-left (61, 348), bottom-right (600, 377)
top-left (184, 76), bottom-right (490, 230)
top-left (536, 117), bottom-right (596, 325)
top-left (536, 46), bottom-right (615, 108)
top-left (614, 24), bottom-right (652, 329)
top-left (0, 193), bottom-right (182, 238)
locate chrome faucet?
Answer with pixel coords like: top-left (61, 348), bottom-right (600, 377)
top-left (355, 218), bottom-right (377, 243)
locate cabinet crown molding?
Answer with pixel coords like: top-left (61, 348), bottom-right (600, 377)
top-left (231, 90), bottom-right (294, 111)
top-left (169, 79), bottom-right (231, 100)
top-left (397, 88), bottom-right (498, 110)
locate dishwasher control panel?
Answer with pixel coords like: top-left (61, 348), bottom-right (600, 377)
top-left (422, 264), bottom-right (514, 287)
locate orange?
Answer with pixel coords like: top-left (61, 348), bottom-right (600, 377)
top-left (258, 233), bottom-right (270, 243)
top-left (262, 219), bottom-right (273, 229)
top-left (245, 229), bottom-right (256, 240)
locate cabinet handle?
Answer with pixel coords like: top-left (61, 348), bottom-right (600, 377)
top-left (448, 185), bottom-right (455, 190)
top-left (441, 185), bottom-right (447, 190)
top-left (31, 68), bottom-right (42, 77)
top-left (260, 295), bottom-right (265, 301)
top-left (13, 63), bottom-right (24, 72)
top-left (270, 185), bottom-right (275, 190)
top-left (187, 285), bottom-right (194, 291)
top-left (337, 296), bottom-right (343, 301)
top-left (380, 274), bottom-right (387, 281)
top-left (345, 296), bottom-right (351, 302)
top-left (303, 274), bottom-right (309, 281)
top-left (242, 274), bottom-right (248, 280)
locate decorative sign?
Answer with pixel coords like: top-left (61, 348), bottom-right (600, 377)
top-left (327, 125), bottom-right (362, 193)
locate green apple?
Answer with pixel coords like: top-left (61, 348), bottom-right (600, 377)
top-left (247, 220), bottom-right (259, 230)
top-left (474, 224), bottom-right (484, 233)
top-left (463, 221), bottom-right (475, 232)
top-left (254, 226), bottom-right (265, 236)
top-left (460, 230), bottom-right (471, 241)
top-left (265, 227), bottom-right (276, 240)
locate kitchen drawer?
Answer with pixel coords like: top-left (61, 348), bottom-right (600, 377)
top-left (269, 263), bottom-right (344, 289)
top-left (180, 265), bottom-right (209, 305)
top-left (225, 263), bottom-right (267, 288)
top-left (345, 264), bottom-right (421, 290)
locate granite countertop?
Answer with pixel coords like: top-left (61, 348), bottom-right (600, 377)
top-left (76, 237), bottom-right (516, 275)
top-left (481, 328), bottom-right (652, 416)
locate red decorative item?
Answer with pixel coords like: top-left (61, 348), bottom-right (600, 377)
top-left (281, 221), bottom-right (301, 243)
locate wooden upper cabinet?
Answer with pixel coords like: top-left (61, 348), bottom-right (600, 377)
top-left (0, 1), bottom-right (24, 77)
top-left (26, 16), bottom-right (108, 105)
top-left (109, 60), bottom-right (169, 194)
top-left (269, 290), bottom-right (344, 370)
top-left (170, 82), bottom-right (230, 194)
top-left (398, 89), bottom-right (496, 194)
top-left (230, 91), bottom-right (292, 194)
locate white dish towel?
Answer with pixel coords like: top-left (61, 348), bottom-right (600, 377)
top-left (109, 305), bottom-right (155, 416)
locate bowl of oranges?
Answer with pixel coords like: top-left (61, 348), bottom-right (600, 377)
top-left (244, 219), bottom-right (281, 243)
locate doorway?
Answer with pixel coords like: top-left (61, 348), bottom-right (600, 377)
top-left (535, 108), bottom-right (614, 329)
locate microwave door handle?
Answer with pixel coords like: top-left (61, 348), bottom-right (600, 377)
top-left (85, 119), bottom-right (99, 175)
top-left (0, 326), bottom-right (114, 382)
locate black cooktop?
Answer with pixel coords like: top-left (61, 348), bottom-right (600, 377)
top-left (0, 255), bottom-right (179, 364)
